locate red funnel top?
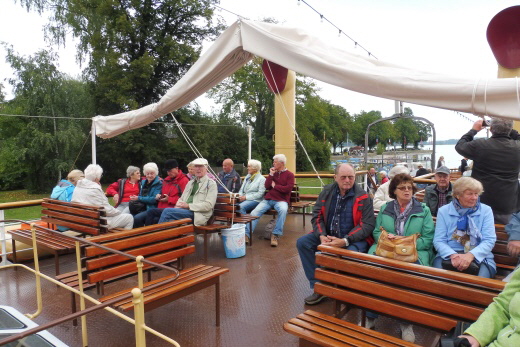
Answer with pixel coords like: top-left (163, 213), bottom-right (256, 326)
top-left (487, 5), bottom-right (520, 69)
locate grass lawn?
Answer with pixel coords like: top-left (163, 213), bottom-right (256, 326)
top-left (0, 190), bottom-right (48, 221)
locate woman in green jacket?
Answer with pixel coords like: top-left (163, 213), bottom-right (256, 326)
top-left (460, 268), bottom-right (520, 347)
top-left (365, 173), bottom-right (435, 343)
top-left (368, 173), bottom-right (435, 266)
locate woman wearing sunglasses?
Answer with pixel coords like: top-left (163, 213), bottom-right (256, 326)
top-left (366, 173), bottom-right (435, 342)
top-left (433, 177), bottom-right (496, 278)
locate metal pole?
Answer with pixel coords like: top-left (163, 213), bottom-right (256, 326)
top-left (248, 125), bottom-right (252, 161)
top-left (91, 120), bottom-right (97, 165)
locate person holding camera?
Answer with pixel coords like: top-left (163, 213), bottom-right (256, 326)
top-left (455, 118), bottom-right (520, 225)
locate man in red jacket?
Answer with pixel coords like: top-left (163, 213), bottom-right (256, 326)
top-left (134, 159), bottom-right (189, 227)
top-left (245, 154), bottom-right (295, 247)
top-left (297, 163), bottom-right (375, 305)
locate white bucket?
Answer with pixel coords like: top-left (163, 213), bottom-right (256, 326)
top-left (221, 224), bottom-right (246, 258)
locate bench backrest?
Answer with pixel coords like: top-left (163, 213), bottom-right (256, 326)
top-left (315, 245), bottom-right (504, 333)
top-left (41, 198), bottom-right (108, 235)
top-left (83, 219), bottom-right (195, 284)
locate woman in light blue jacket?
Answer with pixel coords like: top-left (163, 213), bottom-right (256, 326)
top-left (237, 159), bottom-right (266, 214)
top-left (433, 177), bottom-right (496, 278)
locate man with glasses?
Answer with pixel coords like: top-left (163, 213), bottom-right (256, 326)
top-left (296, 163), bottom-right (376, 305)
top-left (423, 165), bottom-right (453, 217)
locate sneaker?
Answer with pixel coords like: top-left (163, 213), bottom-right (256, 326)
top-left (304, 292), bottom-right (326, 305)
top-left (400, 323), bottom-right (415, 343)
top-left (271, 234), bottom-right (279, 247)
top-left (358, 317), bottom-right (376, 330)
top-left (245, 235), bottom-right (250, 245)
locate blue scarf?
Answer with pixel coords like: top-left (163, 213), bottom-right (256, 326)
top-left (452, 198), bottom-right (482, 252)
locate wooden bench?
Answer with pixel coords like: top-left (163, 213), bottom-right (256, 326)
top-left (493, 223), bottom-right (518, 278)
top-left (285, 246), bottom-right (505, 347)
top-left (57, 218), bottom-right (229, 326)
top-left (195, 195), bottom-right (258, 261)
top-left (9, 198), bottom-right (110, 276)
top-left (265, 185), bottom-right (314, 227)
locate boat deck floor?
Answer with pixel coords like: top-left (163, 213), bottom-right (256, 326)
top-left (1, 214), bottom-right (438, 346)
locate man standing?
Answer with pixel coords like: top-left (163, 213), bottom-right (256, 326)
top-left (217, 158), bottom-right (242, 193)
top-left (296, 163), bottom-right (375, 305)
top-left (460, 157), bottom-right (468, 173)
top-left (366, 167), bottom-right (378, 196)
top-left (136, 159), bottom-right (189, 227)
top-left (246, 154), bottom-right (295, 247)
top-left (158, 158), bottom-right (217, 226)
top-left (423, 166), bottom-right (453, 217)
top-left (455, 118), bottom-right (520, 224)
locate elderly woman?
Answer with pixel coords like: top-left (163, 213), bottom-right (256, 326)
top-left (373, 165), bottom-right (410, 210)
top-left (51, 169), bottom-right (85, 202)
top-left (106, 165), bottom-right (141, 213)
top-left (367, 173), bottom-right (435, 342)
top-left (131, 163), bottom-right (163, 225)
top-left (72, 164), bottom-right (133, 229)
top-left (379, 171), bottom-right (389, 184)
top-left (237, 159), bottom-right (266, 215)
top-left (459, 269), bottom-right (520, 347)
top-left (433, 177), bottom-right (496, 278)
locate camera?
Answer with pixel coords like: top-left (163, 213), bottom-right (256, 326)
top-left (482, 119), bottom-right (490, 127)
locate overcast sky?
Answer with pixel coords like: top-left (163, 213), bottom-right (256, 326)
top-left (1, 0), bottom-right (519, 140)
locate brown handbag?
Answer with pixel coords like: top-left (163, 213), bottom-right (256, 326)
top-left (375, 226), bottom-right (420, 263)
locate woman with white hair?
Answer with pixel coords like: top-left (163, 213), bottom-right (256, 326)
top-left (433, 177), bottom-right (496, 278)
top-left (131, 163), bottom-right (163, 224)
top-left (373, 165), bottom-right (410, 210)
top-left (72, 164), bottom-right (134, 230)
top-left (379, 171), bottom-right (389, 184)
top-left (237, 159), bottom-right (266, 214)
top-left (106, 165), bottom-right (141, 213)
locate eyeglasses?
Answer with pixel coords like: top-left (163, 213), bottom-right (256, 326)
top-left (396, 186), bottom-right (413, 191)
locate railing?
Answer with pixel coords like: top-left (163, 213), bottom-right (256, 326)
top-left (0, 199), bottom-right (44, 266)
top-left (0, 221), bottom-right (182, 347)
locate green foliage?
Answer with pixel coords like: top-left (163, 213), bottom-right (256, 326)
top-left (20, 0), bottom-right (225, 115)
top-left (1, 47), bottom-right (94, 192)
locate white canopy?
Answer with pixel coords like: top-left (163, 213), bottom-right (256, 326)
top-left (93, 19), bottom-right (520, 139)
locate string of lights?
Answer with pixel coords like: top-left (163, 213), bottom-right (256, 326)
top-left (297, 0), bottom-right (378, 59)
top-left (454, 111), bottom-right (478, 124)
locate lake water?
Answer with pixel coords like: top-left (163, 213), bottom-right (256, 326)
top-left (422, 144), bottom-right (465, 170)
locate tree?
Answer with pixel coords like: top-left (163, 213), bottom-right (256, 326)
top-left (1, 47), bottom-right (94, 192)
top-left (19, 0), bottom-right (225, 115)
top-left (350, 110), bottom-right (394, 149)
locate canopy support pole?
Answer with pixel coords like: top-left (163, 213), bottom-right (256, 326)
top-left (91, 121), bottom-right (97, 165)
top-left (248, 125), bottom-right (252, 161)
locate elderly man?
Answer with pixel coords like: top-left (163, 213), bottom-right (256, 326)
top-left (158, 158), bottom-right (217, 226)
top-left (423, 165), bottom-right (453, 217)
top-left (296, 163), bottom-right (375, 305)
top-left (246, 154), bottom-right (295, 247)
top-left (72, 164), bottom-right (134, 229)
top-left (217, 158), bottom-right (242, 193)
top-left (456, 118), bottom-right (520, 224)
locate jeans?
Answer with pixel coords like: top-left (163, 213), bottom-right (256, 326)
top-left (238, 200), bottom-right (260, 215)
top-left (246, 200), bottom-right (288, 237)
top-left (158, 208), bottom-right (194, 224)
top-left (142, 208), bottom-right (165, 226)
top-left (133, 211), bottom-right (148, 228)
top-left (432, 255), bottom-right (496, 279)
top-left (296, 232), bottom-right (369, 288)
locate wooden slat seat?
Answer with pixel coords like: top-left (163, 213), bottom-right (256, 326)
top-left (57, 219), bottom-right (229, 326)
top-left (265, 185), bottom-right (313, 227)
top-left (9, 198), bottom-right (110, 276)
top-left (284, 246), bottom-right (505, 347)
top-left (284, 310), bottom-right (419, 347)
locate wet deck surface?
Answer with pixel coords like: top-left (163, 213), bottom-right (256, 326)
top-left (1, 213), bottom-right (437, 346)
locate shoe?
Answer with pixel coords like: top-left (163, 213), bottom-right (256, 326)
top-left (358, 317), bottom-right (376, 329)
top-left (245, 235), bottom-right (250, 244)
top-left (304, 292), bottom-right (326, 305)
top-left (400, 323), bottom-right (415, 343)
top-left (271, 234), bottom-right (279, 247)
